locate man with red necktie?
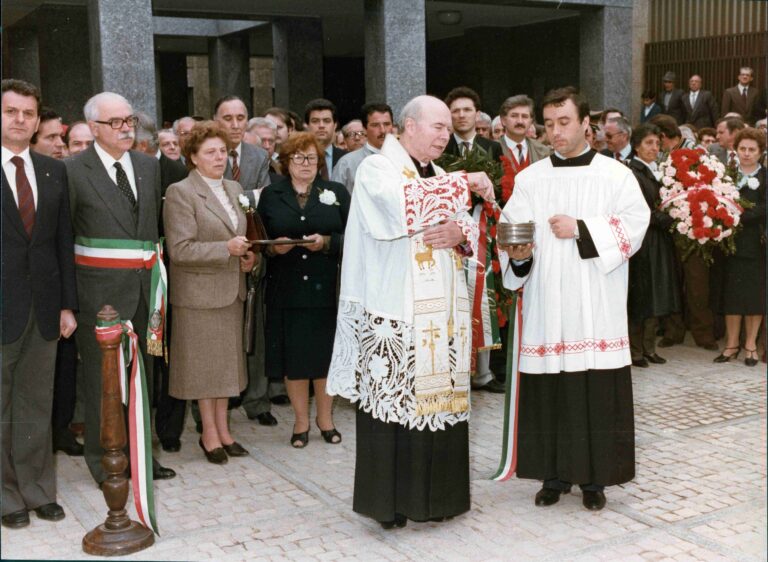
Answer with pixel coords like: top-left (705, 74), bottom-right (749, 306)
top-left (1, 79), bottom-right (78, 529)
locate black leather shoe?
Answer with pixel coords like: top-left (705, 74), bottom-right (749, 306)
top-left (380, 513), bottom-right (407, 529)
top-left (152, 462), bottom-right (178, 478)
top-left (699, 342), bottom-right (719, 351)
top-left (222, 441), bottom-right (249, 457)
top-left (644, 353), bottom-right (667, 364)
top-left (53, 431), bottom-right (84, 456)
top-left (713, 347), bottom-right (740, 363)
top-left (161, 439), bottom-right (181, 453)
top-left (472, 378), bottom-right (506, 394)
top-left (534, 487), bottom-right (569, 507)
top-left (2, 509), bottom-right (30, 528)
top-left (198, 439), bottom-right (228, 464)
top-left (34, 502), bottom-right (65, 521)
top-left (657, 337), bottom-right (681, 348)
top-left (632, 358), bottom-right (649, 368)
top-left (254, 412), bottom-right (278, 426)
top-left (745, 348), bottom-right (759, 367)
top-left (582, 490), bottom-right (606, 511)
top-left (269, 395), bottom-right (290, 406)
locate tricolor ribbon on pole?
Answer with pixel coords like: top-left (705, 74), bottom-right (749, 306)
top-left (75, 236), bottom-right (167, 356)
top-left (491, 289), bottom-right (523, 481)
top-left (94, 318), bottom-right (159, 535)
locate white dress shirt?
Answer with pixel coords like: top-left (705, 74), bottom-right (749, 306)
top-left (453, 133), bottom-right (477, 154)
top-left (94, 142), bottom-right (137, 198)
top-left (689, 91), bottom-right (698, 107)
top-left (1, 145), bottom-right (38, 208)
top-left (504, 135), bottom-right (528, 162)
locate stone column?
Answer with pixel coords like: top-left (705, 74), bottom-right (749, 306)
top-left (631, 0), bottom-right (651, 124)
top-left (2, 26), bottom-right (40, 90)
top-left (88, 0), bottom-right (157, 118)
top-left (272, 18), bottom-right (324, 114)
top-left (579, 5), bottom-right (633, 114)
top-left (208, 32), bottom-right (251, 116)
top-left (364, 0), bottom-right (426, 116)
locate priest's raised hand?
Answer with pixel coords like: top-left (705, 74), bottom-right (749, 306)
top-left (466, 171), bottom-right (495, 201)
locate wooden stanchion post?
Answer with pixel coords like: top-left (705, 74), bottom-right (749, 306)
top-left (83, 305), bottom-right (154, 556)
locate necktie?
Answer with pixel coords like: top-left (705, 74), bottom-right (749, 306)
top-left (516, 143), bottom-right (524, 163)
top-left (615, 152), bottom-right (622, 161)
top-left (113, 162), bottom-right (136, 207)
top-left (728, 151), bottom-right (737, 169)
top-left (462, 141), bottom-right (471, 156)
top-left (10, 156), bottom-right (35, 236)
top-left (690, 92), bottom-right (697, 107)
top-left (230, 149), bottom-right (241, 182)
top-left (742, 87), bottom-right (748, 104)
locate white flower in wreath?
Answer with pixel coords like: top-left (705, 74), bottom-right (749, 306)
top-left (665, 166), bottom-right (676, 177)
top-left (662, 175), bottom-right (675, 187)
top-left (747, 177), bottom-right (760, 190)
top-left (238, 193), bottom-right (251, 212)
top-left (652, 170), bottom-right (664, 182)
top-left (319, 189), bottom-right (340, 206)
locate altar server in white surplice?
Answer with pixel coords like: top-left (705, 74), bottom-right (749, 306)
top-left (327, 96), bottom-right (495, 529)
top-left (498, 87), bottom-right (649, 512)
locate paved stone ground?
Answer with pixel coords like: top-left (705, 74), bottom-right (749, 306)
top-left (2, 340), bottom-right (765, 561)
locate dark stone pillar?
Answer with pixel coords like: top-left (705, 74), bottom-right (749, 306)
top-left (208, 32), bottom-right (251, 115)
top-left (272, 18), bottom-right (324, 113)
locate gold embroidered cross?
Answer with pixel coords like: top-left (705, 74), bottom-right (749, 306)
top-left (403, 167), bottom-right (416, 179)
top-left (422, 320), bottom-right (441, 374)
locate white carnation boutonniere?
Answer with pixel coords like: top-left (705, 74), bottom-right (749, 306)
top-left (319, 189), bottom-right (340, 206)
top-left (746, 177), bottom-right (760, 190)
top-left (238, 193), bottom-right (252, 212)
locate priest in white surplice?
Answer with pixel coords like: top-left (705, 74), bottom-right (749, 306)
top-left (498, 88), bottom-right (649, 511)
top-left (327, 96), bottom-right (494, 529)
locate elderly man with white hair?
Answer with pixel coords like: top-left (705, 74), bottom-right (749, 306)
top-left (64, 92), bottom-right (177, 487)
top-left (327, 95), bottom-right (494, 529)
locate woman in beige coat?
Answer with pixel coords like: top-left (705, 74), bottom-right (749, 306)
top-left (163, 121), bottom-right (258, 464)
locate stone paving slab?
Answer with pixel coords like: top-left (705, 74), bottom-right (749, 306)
top-left (1, 340), bottom-right (765, 561)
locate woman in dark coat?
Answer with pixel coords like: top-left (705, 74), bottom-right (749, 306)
top-left (627, 123), bottom-right (681, 367)
top-left (257, 132), bottom-right (351, 447)
top-left (712, 128), bottom-right (766, 366)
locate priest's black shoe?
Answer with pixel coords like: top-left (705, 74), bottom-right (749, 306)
top-left (2, 509), bottom-right (30, 529)
top-left (251, 412), bottom-right (278, 426)
top-left (644, 353), bottom-right (666, 364)
top-left (582, 490), bottom-right (606, 511)
top-left (657, 337), bottom-right (681, 348)
top-left (152, 462), bottom-right (177, 479)
top-left (53, 431), bottom-right (84, 456)
top-left (473, 379), bottom-right (506, 394)
top-left (270, 394), bottom-right (290, 405)
top-left (161, 439), bottom-right (181, 452)
top-left (631, 358), bottom-right (649, 368)
top-left (380, 513), bottom-right (407, 529)
top-left (534, 487), bottom-right (568, 506)
top-left (34, 502), bottom-right (65, 521)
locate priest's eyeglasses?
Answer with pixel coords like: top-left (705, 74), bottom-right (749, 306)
top-left (290, 153), bottom-right (319, 165)
top-left (94, 116), bottom-right (139, 129)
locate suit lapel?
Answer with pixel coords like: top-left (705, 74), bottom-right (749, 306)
top-left (81, 146), bottom-right (136, 236)
top-left (131, 151), bottom-right (152, 237)
top-left (276, 180), bottom-right (303, 215)
top-left (1, 167), bottom-right (29, 239)
top-left (29, 152), bottom-right (50, 244)
top-left (191, 171), bottom-right (237, 234)
top-left (302, 179), bottom-right (323, 214)
top-left (223, 179), bottom-right (246, 236)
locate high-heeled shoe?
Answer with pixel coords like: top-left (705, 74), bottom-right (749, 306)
top-left (744, 348), bottom-right (759, 367)
top-left (199, 438), bottom-right (228, 464)
top-left (316, 419), bottom-right (342, 444)
top-left (290, 427), bottom-right (309, 448)
top-left (713, 346), bottom-right (740, 363)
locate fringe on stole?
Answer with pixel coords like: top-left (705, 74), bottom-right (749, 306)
top-left (415, 390), bottom-right (469, 416)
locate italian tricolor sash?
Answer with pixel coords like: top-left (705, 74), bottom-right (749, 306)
top-left (75, 236), bottom-right (167, 356)
top-left (94, 318), bottom-right (159, 535)
top-left (491, 290), bottom-right (522, 481)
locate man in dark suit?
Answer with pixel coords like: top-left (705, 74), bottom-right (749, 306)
top-left (1, 79), bottom-right (78, 528)
top-left (600, 117), bottom-right (634, 163)
top-left (709, 116), bottom-right (746, 168)
top-left (640, 90), bottom-right (662, 123)
top-left (721, 66), bottom-right (762, 125)
top-left (682, 75), bottom-right (718, 129)
top-left (304, 98), bottom-right (347, 179)
top-left (65, 91), bottom-right (176, 485)
top-left (658, 71), bottom-right (686, 125)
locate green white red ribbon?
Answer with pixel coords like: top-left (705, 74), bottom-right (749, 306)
top-left (75, 236), bottom-right (167, 356)
top-left (491, 290), bottom-right (522, 481)
top-left (94, 318), bottom-right (158, 535)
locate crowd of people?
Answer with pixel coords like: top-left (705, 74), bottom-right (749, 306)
top-left (1, 63), bottom-right (765, 533)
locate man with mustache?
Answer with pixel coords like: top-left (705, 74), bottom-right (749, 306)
top-left (331, 102), bottom-right (393, 193)
top-left (64, 91), bottom-right (176, 485)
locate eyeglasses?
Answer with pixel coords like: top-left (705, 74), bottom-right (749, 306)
top-left (93, 116), bottom-right (139, 129)
top-left (345, 131), bottom-right (366, 139)
top-left (291, 153), bottom-right (319, 165)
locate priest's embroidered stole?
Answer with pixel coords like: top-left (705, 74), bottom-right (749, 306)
top-left (403, 173), bottom-right (472, 416)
